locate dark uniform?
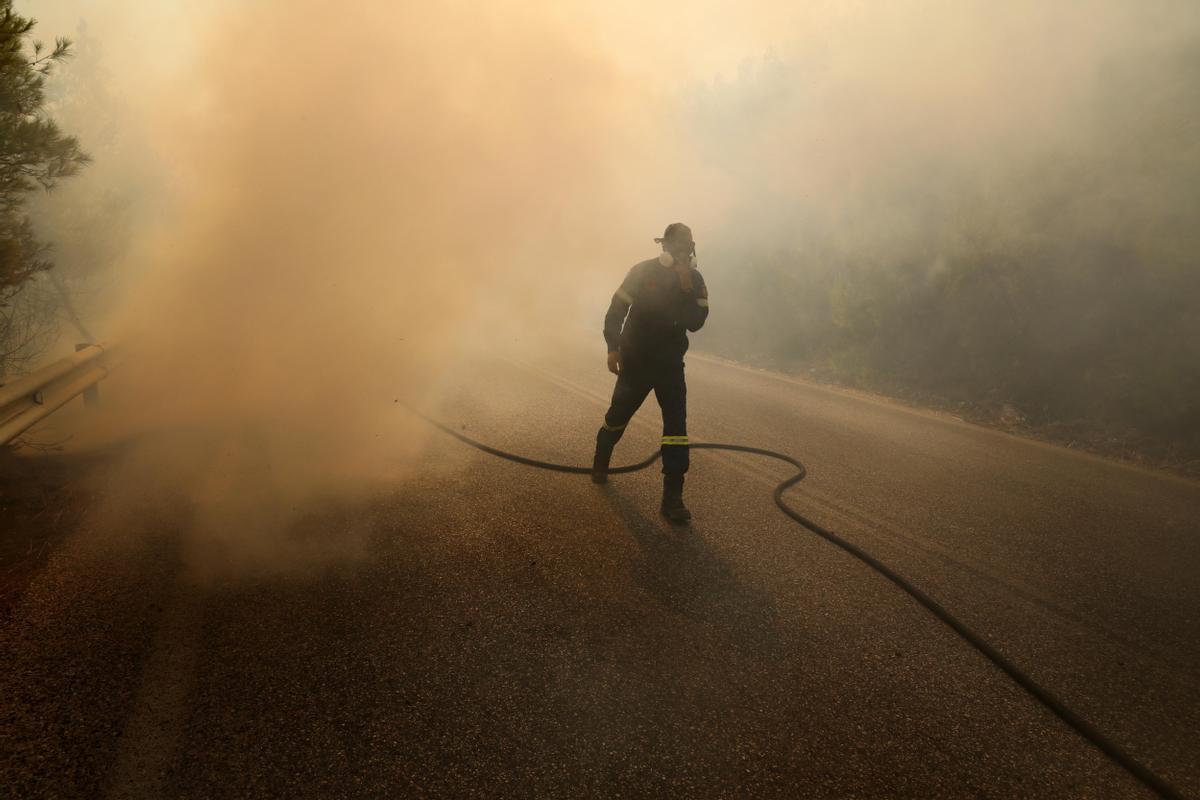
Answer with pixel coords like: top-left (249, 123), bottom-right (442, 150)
top-left (592, 235), bottom-right (709, 520)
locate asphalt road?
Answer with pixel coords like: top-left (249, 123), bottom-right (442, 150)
top-left (2, 347), bottom-right (1198, 798)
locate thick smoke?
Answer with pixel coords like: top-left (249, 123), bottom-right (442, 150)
top-left (23, 0), bottom-right (1200, 569)
top-left (27, 0), bottom-right (683, 573)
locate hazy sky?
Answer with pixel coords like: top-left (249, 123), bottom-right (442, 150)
top-left (23, 1), bottom-right (209, 93)
top-left (23, 0), bottom-right (793, 94)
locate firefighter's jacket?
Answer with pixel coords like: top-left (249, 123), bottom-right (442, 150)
top-left (603, 258), bottom-right (709, 365)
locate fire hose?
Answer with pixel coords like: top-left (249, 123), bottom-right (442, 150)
top-left (410, 407), bottom-right (1185, 800)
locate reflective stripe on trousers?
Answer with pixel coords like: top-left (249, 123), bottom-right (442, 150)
top-left (599, 358), bottom-right (688, 475)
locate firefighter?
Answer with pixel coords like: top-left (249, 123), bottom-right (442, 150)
top-left (592, 222), bottom-right (709, 523)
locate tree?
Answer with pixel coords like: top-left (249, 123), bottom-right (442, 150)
top-left (0, 1), bottom-right (88, 375)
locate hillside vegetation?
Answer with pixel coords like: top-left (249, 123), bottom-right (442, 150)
top-left (699, 36), bottom-right (1200, 467)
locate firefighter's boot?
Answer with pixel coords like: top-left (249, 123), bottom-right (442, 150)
top-left (592, 427), bottom-right (619, 484)
top-left (660, 473), bottom-right (692, 523)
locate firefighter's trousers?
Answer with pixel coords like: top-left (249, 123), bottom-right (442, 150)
top-left (596, 357), bottom-right (688, 475)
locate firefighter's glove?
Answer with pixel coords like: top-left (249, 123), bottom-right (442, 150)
top-left (674, 264), bottom-right (695, 293)
top-left (607, 351), bottom-right (622, 375)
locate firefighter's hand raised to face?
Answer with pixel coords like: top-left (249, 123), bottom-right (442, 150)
top-left (607, 351), bottom-right (622, 375)
top-left (674, 263), bottom-right (695, 292)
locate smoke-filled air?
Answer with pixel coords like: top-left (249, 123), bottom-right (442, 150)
top-left (6, 4), bottom-right (1200, 797)
top-left (8, 0), bottom-right (1200, 570)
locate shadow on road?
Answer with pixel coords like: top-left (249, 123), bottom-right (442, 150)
top-left (599, 484), bottom-right (786, 662)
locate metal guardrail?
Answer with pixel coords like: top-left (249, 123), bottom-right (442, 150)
top-left (0, 342), bottom-right (116, 445)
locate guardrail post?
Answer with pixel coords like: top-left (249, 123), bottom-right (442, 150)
top-left (75, 343), bottom-right (101, 407)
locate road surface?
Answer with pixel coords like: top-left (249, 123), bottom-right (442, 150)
top-left (2, 347), bottom-right (1198, 798)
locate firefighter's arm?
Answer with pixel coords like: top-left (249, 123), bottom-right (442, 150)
top-left (603, 267), bottom-right (638, 372)
top-left (603, 291), bottom-right (631, 353)
top-left (680, 270), bottom-right (709, 332)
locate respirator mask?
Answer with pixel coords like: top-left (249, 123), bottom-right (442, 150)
top-left (656, 241), bottom-right (697, 269)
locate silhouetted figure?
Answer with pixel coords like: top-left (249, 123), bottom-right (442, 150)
top-left (592, 223), bottom-right (709, 523)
